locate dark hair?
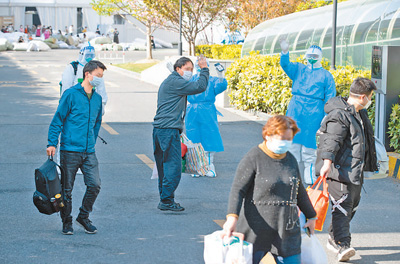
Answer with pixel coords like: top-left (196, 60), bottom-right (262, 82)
top-left (83, 60), bottom-right (107, 80)
top-left (173, 57), bottom-right (193, 71)
top-left (350, 77), bottom-right (377, 96)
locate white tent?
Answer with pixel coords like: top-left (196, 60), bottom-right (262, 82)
top-left (0, 0), bottom-right (112, 33)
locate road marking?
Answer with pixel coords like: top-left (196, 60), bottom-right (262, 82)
top-left (101, 122), bottom-right (119, 135)
top-left (213, 220), bottom-right (225, 228)
top-left (136, 154), bottom-right (154, 169)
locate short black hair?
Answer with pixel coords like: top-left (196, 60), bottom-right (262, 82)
top-left (83, 60), bottom-right (107, 80)
top-left (350, 77), bottom-right (377, 96)
top-left (173, 57), bottom-right (193, 71)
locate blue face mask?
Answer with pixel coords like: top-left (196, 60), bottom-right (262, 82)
top-left (266, 138), bottom-right (293, 154)
top-left (89, 75), bottom-right (102, 87)
top-left (182, 71), bottom-right (193, 81)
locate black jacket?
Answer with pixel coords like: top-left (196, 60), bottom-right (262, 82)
top-left (316, 97), bottom-right (377, 185)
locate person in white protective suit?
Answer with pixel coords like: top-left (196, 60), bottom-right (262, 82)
top-left (279, 39), bottom-right (336, 185)
top-left (57, 43), bottom-right (108, 172)
top-left (185, 60), bottom-right (228, 177)
top-left (61, 43), bottom-right (108, 112)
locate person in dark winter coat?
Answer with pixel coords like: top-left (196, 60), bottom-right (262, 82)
top-left (317, 77), bottom-right (377, 262)
top-left (223, 115), bottom-right (317, 264)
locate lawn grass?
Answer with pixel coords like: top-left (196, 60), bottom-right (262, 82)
top-left (114, 62), bottom-right (158, 73)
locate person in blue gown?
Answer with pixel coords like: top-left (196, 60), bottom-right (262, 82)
top-left (280, 39), bottom-right (336, 185)
top-left (185, 60), bottom-right (228, 177)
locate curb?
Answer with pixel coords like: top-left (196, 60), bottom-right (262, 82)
top-left (388, 152), bottom-right (400, 180)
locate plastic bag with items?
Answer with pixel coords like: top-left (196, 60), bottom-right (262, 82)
top-left (301, 234), bottom-right (328, 264)
top-left (204, 231), bottom-right (253, 264)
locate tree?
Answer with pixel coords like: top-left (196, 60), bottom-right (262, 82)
top-left (147, 0), bottom-right (230, 55)
top-left (296, 0), bottom-right (348, 12)
top-left (226, 0), bottom-right (302, 36)
top-left (91, 0), bottom-right (165, 60)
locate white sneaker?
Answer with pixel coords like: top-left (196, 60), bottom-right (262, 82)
top-left (191, 174), bottom-right (200, 178)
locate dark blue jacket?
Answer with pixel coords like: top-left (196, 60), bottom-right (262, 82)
top-left (48, 83), bottom-right (102, 153)
top-left (153, 68), bottom-right (209, 131)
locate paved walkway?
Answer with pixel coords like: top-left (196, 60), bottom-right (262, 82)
top-left (0, 49), bottom-right (399, 264)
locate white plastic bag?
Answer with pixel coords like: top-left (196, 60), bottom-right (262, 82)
top-left (204, 231), bottom-right (253, 264)
top-left (301, 234), bottom-right (328, 264)
top-left (151, 163), bottom-right (158, 180)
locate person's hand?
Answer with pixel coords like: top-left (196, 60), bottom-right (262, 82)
top-left (47, 146), bottom-right (56, 157)
top-left (304, 218), bottom-right (316, 235)
top-left (222, 216), bottom-right (238, 239)
top-left (217, 71), bottom-right (224, 80)
top-left (320, 159), bottom-right (332, 178)
top-left (279, 37), bottom-right (289, 54)
top-left (197, 56), bottom-right (208, 69)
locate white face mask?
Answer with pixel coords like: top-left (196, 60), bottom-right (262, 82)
top-left (89, 75), bottom-right (102, 87)
top-left (266, 138), bottom-right (293, 154)
top-left (182, 71), bottom-right (193, 81)
top-left (350, 92), bottom-right (372, 109)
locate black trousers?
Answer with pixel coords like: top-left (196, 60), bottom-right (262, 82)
top-left (327, 178), bottom-right (362, 245)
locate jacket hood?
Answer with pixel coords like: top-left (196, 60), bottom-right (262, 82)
top-left (324, 96), bottom-right (356, 115)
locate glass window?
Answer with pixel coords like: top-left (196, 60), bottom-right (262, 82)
top-left (390, 16), bottom-right (400, 38)
top-left (296, 29), bottom-right (314, 51)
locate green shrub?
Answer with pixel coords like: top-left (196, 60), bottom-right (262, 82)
top-left (226, 52), bottom-right (372, 117)
top-left (195, 44), bottom-right (242, 60)
top-left (387, 97), bottom-right (400, 153)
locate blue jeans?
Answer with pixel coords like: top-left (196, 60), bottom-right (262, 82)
top-left (60, 151), bottom-right (101, 223)
top-left (153, 128), bottom-right (181, 204)
top-left (253, 252), bottom-right (301, 264)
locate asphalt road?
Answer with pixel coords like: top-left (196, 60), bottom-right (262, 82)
top-left (0, 49), bottom-right (399, 264)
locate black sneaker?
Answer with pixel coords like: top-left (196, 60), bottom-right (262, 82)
top-left (157, 202), bottom-right (185, 211)
top-left (326, 235), bottom-right (340, 253)
top-left (337, 242), bottom-right (356, 262)
top-left (62, 222), bottom-right (73, 235)
top-left (76, 217), bottom-right (97, 234)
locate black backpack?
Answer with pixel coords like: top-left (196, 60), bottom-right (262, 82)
top-left (59, 61), bottom-right (79, 95)
top-left (33, 157), bottom-right (64, 215)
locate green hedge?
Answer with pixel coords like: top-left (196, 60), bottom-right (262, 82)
top-left (387, 97), bottom-right (400, 153)
top-left (195, 44), bottom-right (242, 60)
top-left (225, 51), bottom-right (373, 117)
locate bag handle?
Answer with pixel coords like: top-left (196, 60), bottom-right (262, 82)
top-left (309, 175), bottom-right (328, 196)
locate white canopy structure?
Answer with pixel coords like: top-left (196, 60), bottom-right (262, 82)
top-left (0, 0), bottom-right (111, 33)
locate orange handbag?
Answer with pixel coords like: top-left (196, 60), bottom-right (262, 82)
top-left (306, 176), bottom-right (329, 231)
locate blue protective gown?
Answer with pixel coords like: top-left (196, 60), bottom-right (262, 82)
top-left (280, 52), bottom-right (336, 149)
top-left (185, 75), bottom-right (228, 152)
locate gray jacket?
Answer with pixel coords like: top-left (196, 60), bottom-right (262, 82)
top-left (316, 96), bottom-right (377, 185)
top-left (153, 68), bottom-right (209, 132)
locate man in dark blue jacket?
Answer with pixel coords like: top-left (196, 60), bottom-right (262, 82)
top-left (153, 56), bottom-right (209, 211)
top-left (47, 60), bottom-right (106, 235)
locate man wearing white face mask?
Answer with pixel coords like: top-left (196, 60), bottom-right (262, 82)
top-left (280, 39), bottom-right (336, 185)
top-left (153, 56), bottom-right (209, 211)
top-left (58, 43), bottom-right (108, 175)
top-left (47, 60), bottom-right (106, 235)
top-left (316, 77), bottom-right (377, 262)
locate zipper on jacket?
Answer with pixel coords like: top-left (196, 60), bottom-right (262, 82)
top-left (85, 92), bottom-right (91, 152)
